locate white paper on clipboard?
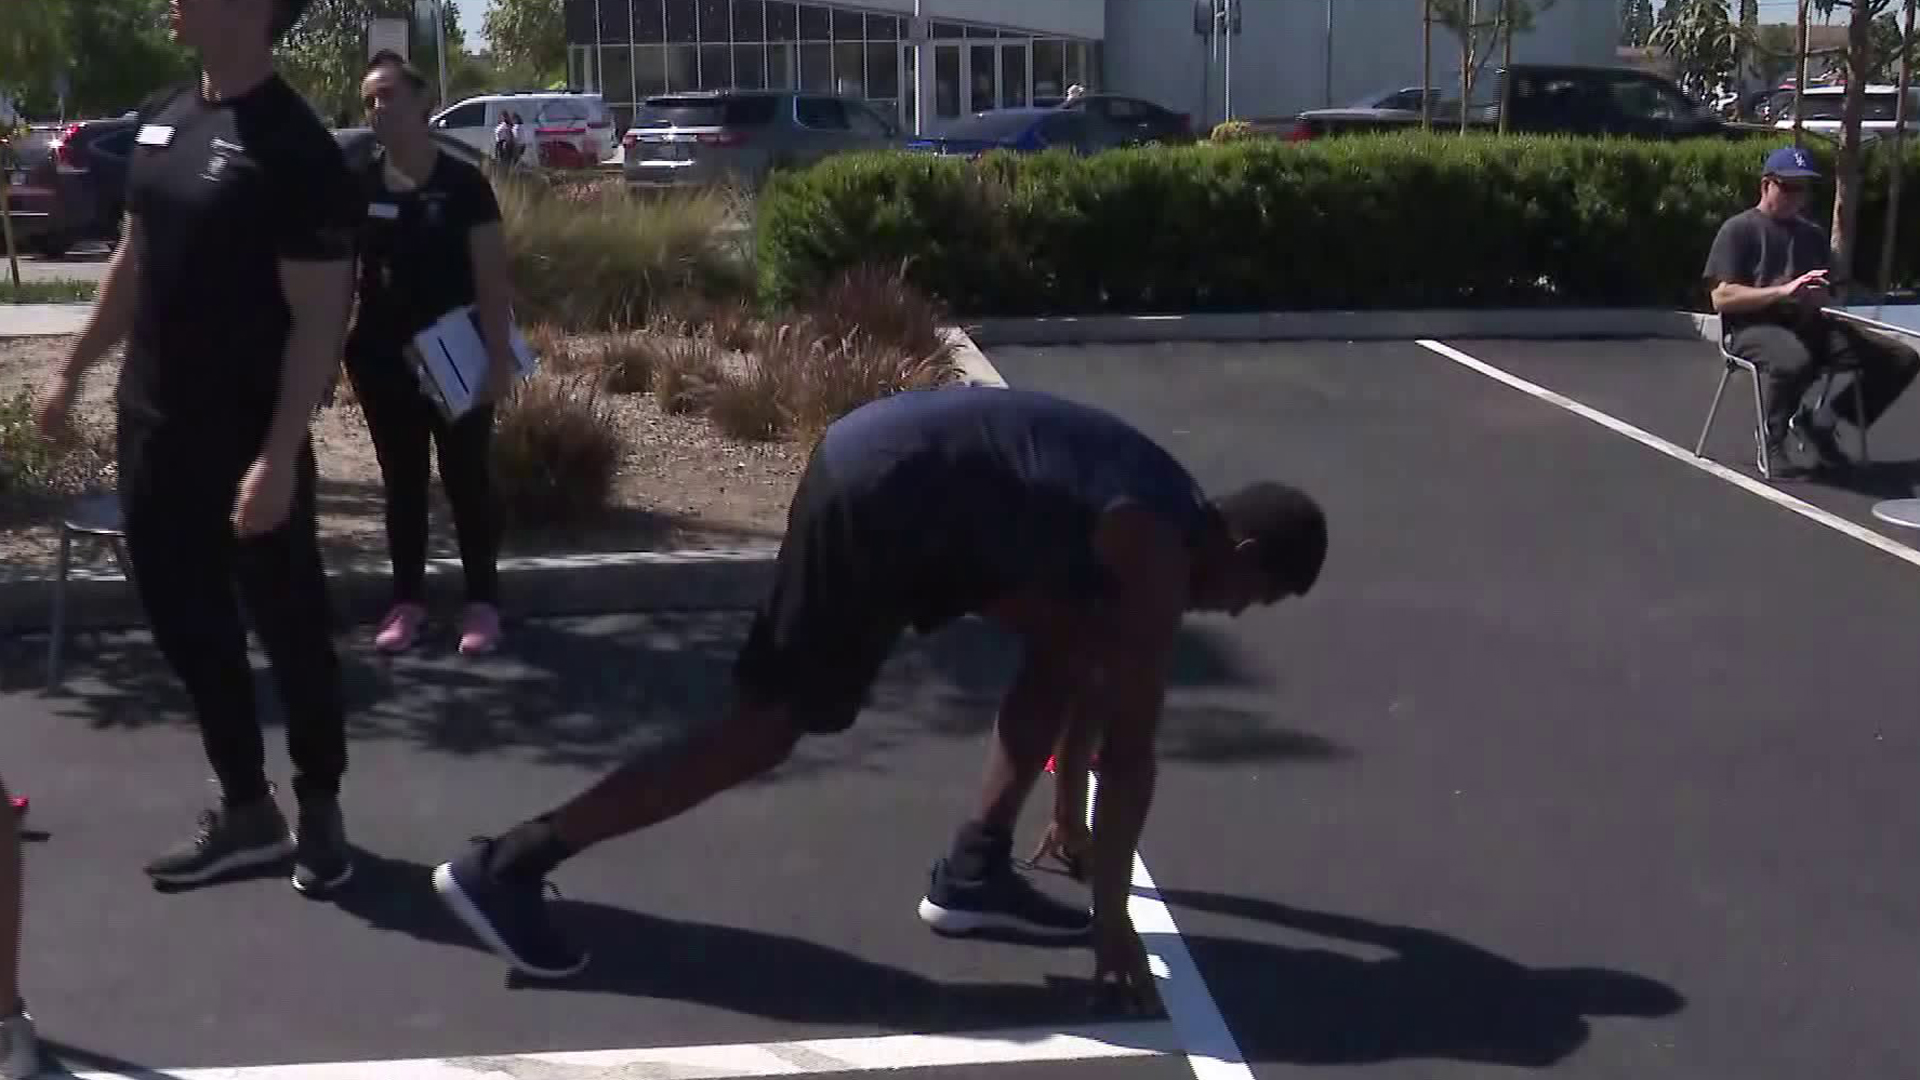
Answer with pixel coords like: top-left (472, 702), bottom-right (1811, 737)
top-left (406, 305), bottom-right (537, 420)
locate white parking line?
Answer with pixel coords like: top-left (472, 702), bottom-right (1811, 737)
top-left (63, 1021), bottom-right (1180, 1079)
top-left (1086, 776), bottom-right (1255, 1080)
top-left (1416, 338), bottom-right (1920, 571)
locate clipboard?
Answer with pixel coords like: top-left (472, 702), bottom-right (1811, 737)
top-left (404, 304), bottom-right (537, 420)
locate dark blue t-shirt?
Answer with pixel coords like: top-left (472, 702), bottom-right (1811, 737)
top-left (817, 386), bottom-right (1219, 623)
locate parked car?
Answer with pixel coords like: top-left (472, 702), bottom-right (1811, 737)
top-left (1029, 93), bottom-right (1196, 146)
top-left (430, 92), bottom-right (617, 169)
top-left (621, 91), bottom-right (902, 190)
top-left (2, 117), bottom-right (137, 256)
top-left (1773, 84), bottom-right (1920, 143)
top-left (904, 107), bottom-right (1123, 157)
top-left (1289, 64), bottom-right (1731, 142)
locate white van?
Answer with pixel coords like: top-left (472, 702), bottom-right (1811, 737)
top-left (430, 92), bottom-right (616, 168)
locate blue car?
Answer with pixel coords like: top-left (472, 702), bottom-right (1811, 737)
top-left (904, 107), bottom-right (1114, 158)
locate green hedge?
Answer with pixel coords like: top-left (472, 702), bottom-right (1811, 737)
top-left (755, 133), bottom-right (1920, 316)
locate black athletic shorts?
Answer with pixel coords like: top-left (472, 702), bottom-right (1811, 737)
top-left (733, 451), bottom-right (909, 734)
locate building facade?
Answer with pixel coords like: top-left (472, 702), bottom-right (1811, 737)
top-left (563, 0), bottom-right (1620, 134)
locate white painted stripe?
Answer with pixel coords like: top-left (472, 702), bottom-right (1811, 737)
top-left (1415, 338), bottom-right (1920, 571)
top-left (1085, 775), bottom-right (1256, 1080)
top-left (63, 1021), bottom-right (1179, 1079)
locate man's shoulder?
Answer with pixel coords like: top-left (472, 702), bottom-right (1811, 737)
top-left (134, 83), bottom-right (195, 123)
top-left (1716, 207), bottom-right (1765, 235)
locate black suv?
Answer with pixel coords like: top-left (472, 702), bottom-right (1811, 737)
top-left (1290, 65), bottom-right (1730, 142)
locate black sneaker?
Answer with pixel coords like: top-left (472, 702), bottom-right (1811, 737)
top-left (292, 799), bottom-right (354, 897)
top-left (917, 855), bottom-right (1093, 939)
top-left (1790, 409), bottom-right (1849, 469)
top-left (145, 799), bottom-right (293, 887)
top-left (432, 838), bottom-right (590, 979)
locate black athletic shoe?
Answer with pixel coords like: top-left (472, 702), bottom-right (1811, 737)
top-left (1790, 409), bottom-right (1849, 469)
top-left (291, 799), bottom-right (354, 897)
top-left (432, 838), bottom-right (590, 979)
top-left (145, 798), bottom-right (294, 887)
top-left (917, 855), bottom-right (1093, 939)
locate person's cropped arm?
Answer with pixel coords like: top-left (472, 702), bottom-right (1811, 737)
top-left (265, 255), bottom-right (355, 463)
top-left (1081, 508), bottom-right (1187, 922)
top-left (60, 214), bottom-right (144, 384)
top-left (468, 221), bottom-right (518, 394)
top-left (1711, 274), bottom-right (1819, 317)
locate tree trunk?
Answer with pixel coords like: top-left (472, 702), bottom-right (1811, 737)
top-left (1878, 0), bottom-right (1917, 296)
top-left (1461, 0), bottom-right (1476, 134)
top-left (1422, 0), bottom-right (1434, 131)
top-left (1831, 0), bottom-right (1875, 293)
top-left (1794, 0), bottom-right (1810, 148)
top-left (1499, 0), bottom-right (1515, 134)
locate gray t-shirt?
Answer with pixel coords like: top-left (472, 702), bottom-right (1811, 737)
top-left (1703, 207), bottom-right (1830, 330)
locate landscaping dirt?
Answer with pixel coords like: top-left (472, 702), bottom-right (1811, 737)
top-left (0, 336), bottom-right (804, 576)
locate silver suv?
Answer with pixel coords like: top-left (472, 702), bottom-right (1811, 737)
top-left (622, 91), bottom-right (903, 190)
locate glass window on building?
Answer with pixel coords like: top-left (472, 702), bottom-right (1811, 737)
top-left (637, 0), bottom-right (665, 43)
top-left (665, 0), bottom-right (697, 43)
top-left (698, 0), bottom-right (731, 41)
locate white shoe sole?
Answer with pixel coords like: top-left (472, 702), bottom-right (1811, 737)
top-left (431, 862), bottom-right (589, 980)
top-left (917, 897), bottom-right (1092, 938)
top-left (147, 838), bottom-right (293, 886)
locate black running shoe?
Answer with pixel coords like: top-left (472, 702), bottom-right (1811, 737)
top-left (918, 855), bottom-right (1093, 939)
top-left (145, 799), bottom-right (294, 887)
top-left (1790, 408), bottom-right (1849, 469)
top-left (432, 838), bottom-right (589, 979)
top-left (292, 799), bottom-right (354, 897)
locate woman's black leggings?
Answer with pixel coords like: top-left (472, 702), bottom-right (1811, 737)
top-left (347, 354), bottom-right (501, 606)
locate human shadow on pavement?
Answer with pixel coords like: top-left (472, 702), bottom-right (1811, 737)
top-left (5, 609), bottom-right (1336, 774)
top-left (1797, 456), bottom-right (1920, 501)
top-left (1157, 889), bottom-right (1685, 1069)
top-left (331, 850), bottom-right (1130, 1036)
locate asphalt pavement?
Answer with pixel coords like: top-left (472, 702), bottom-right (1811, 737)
top-left (2, 334), bottom-right (1916, 1079)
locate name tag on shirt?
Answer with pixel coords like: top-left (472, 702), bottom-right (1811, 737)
top-left (368, 203), bottom-right (400, 220)
top-left (136, 125), bottom-right (174, 147)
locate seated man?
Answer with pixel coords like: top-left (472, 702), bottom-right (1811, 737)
top-left (1705, 146), bottom-right (1920, 473)
top-left (431, 385), bottom-right (1327, 1009)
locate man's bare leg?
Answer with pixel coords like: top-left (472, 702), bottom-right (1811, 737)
top-left (431, 697), bottom-right (802, 978)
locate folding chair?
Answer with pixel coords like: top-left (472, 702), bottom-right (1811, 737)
top-left (47, 490), bottom-right (131, 688)
top-left (1694, 335), bottom-right (1868, 479)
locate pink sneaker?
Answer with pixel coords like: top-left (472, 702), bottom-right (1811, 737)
top-left (458, 603), bottom-right (502, 656)
top-left (374, 602), bottom-right (428, 654)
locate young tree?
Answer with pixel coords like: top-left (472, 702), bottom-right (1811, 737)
top-left (482, 0), bottom-right (565, 86)
top-left (1623, 0), bottom-right (1658, 46)
top-left (1813, 0), bottom-right (1896, 294)
top-left (1430, 0), bottom-right (1557, 132)
top-left (1650, 0), bottom-right (1741, 102)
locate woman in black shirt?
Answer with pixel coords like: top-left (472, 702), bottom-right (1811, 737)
top-left (349, 51), bottom-right (519, 655)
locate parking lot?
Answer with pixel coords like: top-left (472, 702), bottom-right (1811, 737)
top-left (2, 332), bottom-right (1916, 1078)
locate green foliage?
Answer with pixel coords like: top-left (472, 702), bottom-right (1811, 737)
top-left (757, 135), bottom-right (1920, 317)
top-left (277, 0), bottom-right (461, 125)
top-left (0, 279), bottom-right (98, 304)
top-left (0, 389), bottom-right (112, 503)
top-left (481, 0), bottom-right (566, 87)
top-left (494, 172), bottom-right (751, 331)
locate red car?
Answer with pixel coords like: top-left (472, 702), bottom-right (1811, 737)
top-left (2, 118), bottom-right (137, 257)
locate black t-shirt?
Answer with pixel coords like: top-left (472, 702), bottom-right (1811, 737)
top-left (1703, 207), bottom-right (1831, 331)
top-left (347, 148), bottom-right (502, 358)
top-left (816, 386), bottom-right (1222, 625)
top-left (118, 75), bottom-right (363, 434)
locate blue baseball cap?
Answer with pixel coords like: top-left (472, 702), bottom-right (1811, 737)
top-left (1764, 146), bottom-right (1821, 179)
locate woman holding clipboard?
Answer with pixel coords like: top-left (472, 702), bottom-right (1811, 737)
top-left (346, 51), bottom-right (517, 656)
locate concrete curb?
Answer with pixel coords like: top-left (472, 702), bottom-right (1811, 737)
top-left (0, 303), bottom-right (91, 337)
top-left (0, 548), bottom-right (778, 635)
top-left (963, 308), bottom-right (1724, 347)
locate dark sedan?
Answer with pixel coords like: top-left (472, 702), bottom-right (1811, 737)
top-left (905, 108), bottom-right (1120, 157)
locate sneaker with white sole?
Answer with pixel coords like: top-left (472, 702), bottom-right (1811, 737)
top-left (144, 797), bottom-right (293, 887)
top-left (918, 852), bottom-right (1092, 939)
top-left (0, 1004), bottom-right (41, 1079)
top-left (432, 837), bottom-right (589, 979)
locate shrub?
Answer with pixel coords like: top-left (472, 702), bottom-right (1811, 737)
top-left (490, 369), bottom-right (627, 531)
top-left (596, 329), bottom-right (666, 394)
top-left (792, 326), bottom-right (950, 440)
top-left (808, 262), bottom-right (949, 361)
top-left (496, 171), bottom-right (750, 331)
top-left (1209, 120), bottom-right (1256, 143)
top-left (0, 389), bottom-right (113, 504)
top-left (757, 133), bottom-right (1920, 316)
top-left (651, 330), bottom-right (725, 415)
